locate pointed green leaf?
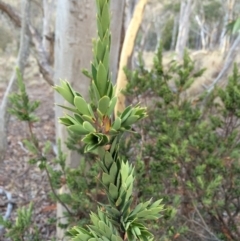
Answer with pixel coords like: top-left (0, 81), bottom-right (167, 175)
top-left (65, 114), bottom-right (80, 125)
top-left (68, 124), bottom-right (90, 135)
top-left (129, 203), bottom-right (143, 218)
top-left (74, 113), bottom-right (84, 124)
top-left (104, 151), bottom-right (114, 169)
top-left (54, 86), bottom-right (74, 105)
top-left (97, 62), bottom-right (108, 96)
top-left (82, 114), bottom-right (95, 124)
top-left (150, 199), bottom-right (162, 208)
top-left (97, 17), bottom-right (104, 39)
top-left (112, 117), bottom-right (121, 130)
top-left (83, 121), bottom-right (96, 132)
top-left (57, 104), bottom-right (78, 113)
top-left (106, 96), bottom-right (117, 116)
top-left (101, 2), bottom-right (110, 32)
top-left (109, 162), bottom-right (118, 180)
top-left (115, 196), bottom-right (122, 207)
top-left (88, 104), bottom-right (95, 118)
top-left (82, 68), bottom-right (92, 79)
top-left (120, 106), bottom-right (132, 122)
top-left (122, 115), bottom-right (139, 126)
top-left (92, 63), bottom-right (98, 82)
top-left (109, 183), bottom-right (119, 200)
top-left (96, 40), bottom-right (105, 62)
top-left (98, 96), bottom-right (110, 115)
top-left (102, 48), bottom-right (109, 72)
top-left (74, 96), bottom-right (91, 116)
top-left (92, 81), bottom-right (101, 101)
top-left (102, 173), bottom-right (113, 185)
top-left (59, 117), bottom-right (74, 126)
top-left (121, 162), bottom-right (129, 183)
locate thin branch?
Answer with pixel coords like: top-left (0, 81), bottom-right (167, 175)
top-left (0, 0), bottom-right (21, 27)
top-left (0, 0), bottom-right (54, 86)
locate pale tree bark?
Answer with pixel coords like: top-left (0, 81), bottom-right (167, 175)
top-left (110, 0), bottom-right (125, 83)
top-left (170, 15), bottom-right (179, 50)
top-left (115, 0), bottom-right (148, 115)
top-left (208, 34), bottom-right (240, 92)
top-left (0, 0), bottom-right (30, 160)
top-left (54, 2), bottom-right (96, 236)
top-left (175, 0), bottom-right (193, 59)
top-left (42, 0), bottom-right (55, 65)
top-left (195, 15), bottom-right (206, 50)
top-left (0, 0), bottom-right (54, 85)
top-left (54, 1), bottom-right (125, 239)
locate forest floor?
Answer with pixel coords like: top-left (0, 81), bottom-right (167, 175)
top-left (0, 56), bottom-right (56, 240)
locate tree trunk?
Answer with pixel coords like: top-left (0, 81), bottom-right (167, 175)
top-left (54, 1), bottom-right (125, 239)
top-left (42, 0), bottom-right (55, 66)
top-left (110, 0), bottom-right (125, 83)
top-left (195, 15), bottom-right (206, 50)
top-left (170, 15), bottom-right (179, 50)
top-left (0, 0), bottom-right (30, 160)
top-left (115, 0), bottom-right (148, 115)
top-left (175, 0), bottom-right (192, 59)
top-left (54, 1), bottom-right (96, 238)
top-left (0, 0), bottom-right (54, 85)
top-left (208, 34), bottom-right (240, 92)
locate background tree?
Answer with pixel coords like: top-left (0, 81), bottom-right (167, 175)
top-left (175, 0), bottom-right (193, 59)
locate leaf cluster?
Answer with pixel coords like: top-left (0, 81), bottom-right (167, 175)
top-left (8, 68), bottom-right (39, 123)
top-left (0, 203), bottom-right (41, 241)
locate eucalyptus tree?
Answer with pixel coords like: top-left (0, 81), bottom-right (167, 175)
top-left (175, 0), bottom-right (193, 59)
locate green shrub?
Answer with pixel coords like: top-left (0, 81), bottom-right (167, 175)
top-left (123, 46), bottom-right (240, 240)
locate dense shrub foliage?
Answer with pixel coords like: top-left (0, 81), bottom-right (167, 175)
top-left (123, 47), bottom-right (240, 240)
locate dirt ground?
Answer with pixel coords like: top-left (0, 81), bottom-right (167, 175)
top-left (0, 56), bottom-right (56, 240)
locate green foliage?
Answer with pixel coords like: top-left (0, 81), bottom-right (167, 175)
top-left (123, 46), bottom-right (240, 240)
top-left (0, 203), bottom-right (40, 241)
top-left (55, 0), bottom-right (163, 240)
top-left (8, 68), bottom-right (39, 122)
top-left (161, 18), bottom-right (174, 50)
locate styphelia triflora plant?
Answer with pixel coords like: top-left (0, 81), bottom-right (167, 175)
top-left (54, 0), bottom-right (163, 240)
